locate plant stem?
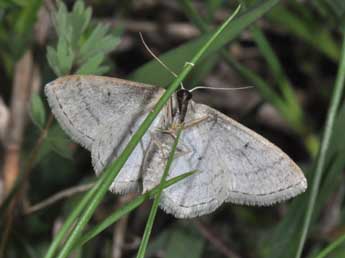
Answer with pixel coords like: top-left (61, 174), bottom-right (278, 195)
top-left (135, 126), bottom-right (183, 258)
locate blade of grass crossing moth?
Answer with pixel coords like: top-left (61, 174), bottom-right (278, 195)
top-left (294, 31), bottom-right (345, 258)
top-left (74, 171), bottom-right (196, 248)
top-left (51, 7), bottom-right (242, 258)
top-left (136, 126), bottom-right (183, 258)
top-left (185, 54), bottom-right (220, 88)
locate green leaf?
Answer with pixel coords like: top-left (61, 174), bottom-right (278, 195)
top-left (29, 93), bottom-right (46, 129)
top-left (47, 0), bottom-right (121, 76)
top-left (53, 1), bottom-right (68, 39)
top-left (46, 46), bottom-right (62, 76)
top-left (76, 53), bottom-right (108, 75)
top-left (79, 24), bottom-right (108, 59)
top-left (79, 24), bottom-right (120, 63)
top-left (13, 0), bottom-right (43, 35)
top-left (69, 0), bottom-right (92, 48)
top-left (56, 37), bottom-right (74, 75)
top-left (0, 0), bottom-right (43, 67)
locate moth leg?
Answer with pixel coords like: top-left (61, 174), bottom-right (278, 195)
top-left (149, 132), bottom-right (169, 159)
top-left (150, 129), bottom-right (192, 160)
top-left (154, 116), bottom-right (208, 136)
top-left (183, 115), bottom-right (209, 129)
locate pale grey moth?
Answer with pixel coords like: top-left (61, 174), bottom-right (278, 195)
top-left (45, 75), bottom-right (307, 218)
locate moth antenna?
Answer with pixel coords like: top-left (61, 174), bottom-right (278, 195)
top-left (139, 32), bottom-right (186, 90)
top-left (190, 85), bottom-right (254, 93)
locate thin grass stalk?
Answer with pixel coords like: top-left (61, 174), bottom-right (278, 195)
top-left (313, 232), bottom-right (345, 258)
top-left (295, 31), bottom-right (345, 258)
top-left (249, 27), bottom-right (303, 120)
top-left (135, 126), bottom-right (183, 258)
top-left (51, 6), bottom-right (241, 258)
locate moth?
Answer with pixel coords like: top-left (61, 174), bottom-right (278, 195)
top-left (45, 75), bottom-right (307, 218)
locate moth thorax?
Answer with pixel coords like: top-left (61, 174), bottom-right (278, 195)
top-left (176, 89), bottom-right (192, 123)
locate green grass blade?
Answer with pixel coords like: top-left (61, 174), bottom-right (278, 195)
top-left (130, 0), bottom-right (280, 86)
top-left (249, 27), bottom-right (303, 119)
top-left (50, 7), bottom-right (242, 258)
top-left (75, 171), bottom-right (196, 248)
top-left (313, 233), bottom-right (345, 258)
top-left (248, 26), bottom-right (318, 154)
top-left (294, 31), bottom-right (345, 258)
top-left (136, 126), bottom-right (183, 258)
